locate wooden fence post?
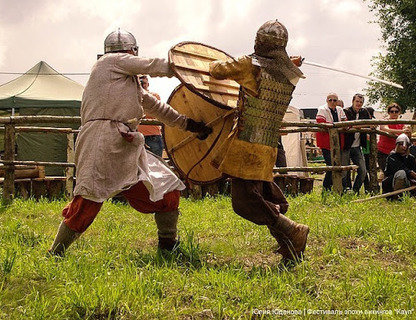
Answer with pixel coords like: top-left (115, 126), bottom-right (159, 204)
top-left (329, 128), bottom-right (343, 194)
top-left (65, 133), bottom-right (75, 198)
top-left (3, 124), bottom-right (15, 203)
top-left (368, 132), bottom-right (379, 194)
top-left (300, 138), bottom-right (309, 178)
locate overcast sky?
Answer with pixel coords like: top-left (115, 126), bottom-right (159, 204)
top-left (0, 0), bottom-right (383, 108)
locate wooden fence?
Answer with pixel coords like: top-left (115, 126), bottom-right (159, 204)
top-left (0, 116), bottom-right (415, 203)
top-left (0, 116), bottom-right (79, 203)
top-left (279, 119), bottom-right (416, 194)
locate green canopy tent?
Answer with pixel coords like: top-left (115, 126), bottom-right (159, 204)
top-left (0, 61), bottom-right (84, 175)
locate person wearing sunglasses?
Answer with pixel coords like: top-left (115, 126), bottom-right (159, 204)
top-left (377, 103), bottom-right (411, 175)
top-left (316, 93), bottom-right (348, 191)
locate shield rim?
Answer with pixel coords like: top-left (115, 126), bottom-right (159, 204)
top-left (168, 41), bottom-right (238, 111)
top-left (162, 83), bottom-right (226, 185)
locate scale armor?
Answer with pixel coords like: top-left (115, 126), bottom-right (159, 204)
top-left (237, 67), bottom-right (295, 148)
top-left (237, 19), bottom-right (298, 148)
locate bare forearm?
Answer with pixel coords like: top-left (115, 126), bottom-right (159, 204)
top-left (380, 126), bottom-right (404, 135)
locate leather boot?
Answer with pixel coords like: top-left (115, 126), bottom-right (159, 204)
top-left (158, 237), bottom-right (179, 251)
top-left (154, 210), bottom-right (179, 251)
top-left (48, 221), bottom-right (80, 256)
top-left (268, 214), bottom-right (309, 262)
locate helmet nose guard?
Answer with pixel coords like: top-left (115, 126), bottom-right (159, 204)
top-left (104, 28), bottom-right (138, 55)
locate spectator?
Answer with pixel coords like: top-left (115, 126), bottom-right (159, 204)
top-left (382, 133), bottom-right (416, 196)
top-left (336, 99), bottom-right (344, 108)
top-left (410, 139), bottom-right (416, 158)
top-left (362, 107), bottom-right (376, 192)
top-left (404, 129), bottom-right (416, 157)
top-left (137, 75), bottom-right (164, 157)
top-left (316, 93), bottom-right (348, 191)
top-left (377, 103), bottom-right (410, 174)
top-left (275, 136), bottom-right (287, 168)
top-left (343, 94), bottom-right (372, 193)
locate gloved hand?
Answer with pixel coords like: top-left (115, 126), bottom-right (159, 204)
top-left (186, 118), bottom-right (213, 140)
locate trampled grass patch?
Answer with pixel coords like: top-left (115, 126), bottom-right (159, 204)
top-left (0, 192), bottom-right (415, 319)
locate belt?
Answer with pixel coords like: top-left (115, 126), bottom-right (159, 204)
top-left (85, 118), bottom-right (139, 142)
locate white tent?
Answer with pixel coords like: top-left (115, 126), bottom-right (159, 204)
top-left (281, 106), bottom-right (308, 174)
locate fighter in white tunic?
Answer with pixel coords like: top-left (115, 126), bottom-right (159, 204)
top-left (49, 29), bottom-right (212, 256)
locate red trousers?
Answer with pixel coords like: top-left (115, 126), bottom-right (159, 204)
top-left (63, 181), bottom-right (180, 233)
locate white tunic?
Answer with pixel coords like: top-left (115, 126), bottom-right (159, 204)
top-left (74, 53), bottom-right (187, 202)
top-left (140, 152), bottom-right (185, 202)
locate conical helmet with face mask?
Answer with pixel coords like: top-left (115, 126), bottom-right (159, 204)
top-left (104, 28), bottom-right (138, 56)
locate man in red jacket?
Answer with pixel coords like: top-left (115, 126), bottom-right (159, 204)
top-left (316, 93), bottom-right (348, 191)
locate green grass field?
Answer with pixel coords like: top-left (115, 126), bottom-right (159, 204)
top-left (0, 191), bottom-right (415, 319)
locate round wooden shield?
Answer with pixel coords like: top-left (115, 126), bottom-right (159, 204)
top-left (168, 42), bottom-right (240, 109)
top-left (163, 84), bottom-right (235, 184)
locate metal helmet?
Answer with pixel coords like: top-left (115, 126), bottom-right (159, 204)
top-left (396, 133), bottom-right (411, 146)
top-left (104, 28), bottom-right (138, 55)
top-left (254, 20), bottom-right (288, 56)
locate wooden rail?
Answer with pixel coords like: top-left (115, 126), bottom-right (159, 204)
top-left (277, 119), bottom-right (416, 194)
top-left (0, 116), bottom-right (78, 203)
top-left (0, 116), bottom-right (415, 201)
top-left (0, 160), bottom-right (75, 167)
top-left (0, 116), bottom-right (164, 203)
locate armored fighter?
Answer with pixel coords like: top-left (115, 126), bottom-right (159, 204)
top-left (209, 20), bottom-right (309, 262)
top-left (49, 29), bottom-right (211, 256)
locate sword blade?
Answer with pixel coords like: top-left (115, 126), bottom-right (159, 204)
top-left (303, 60), bottom-right (404, 89)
